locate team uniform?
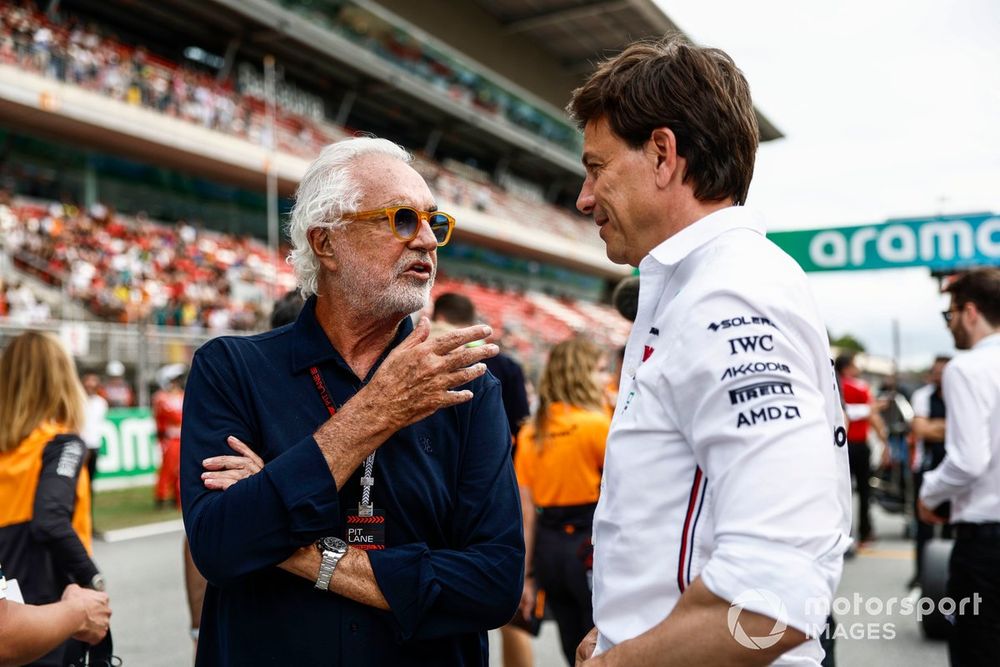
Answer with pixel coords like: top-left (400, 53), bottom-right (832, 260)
top-left (153, 388), bottom-right (184, 505)
top-left (591, 207), bottom-right (852, 665)
top-left (515, 403), bottom-right (610, 663)
top-left (839, 373), bottom-right (875, 542)
top-left (920, 333), bottom-right (1000, 664)
top-left (0, 422), bottom-right (98, 666)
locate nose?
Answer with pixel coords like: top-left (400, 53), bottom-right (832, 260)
top-left (576, 176), bottom-right (595, 215)
top-left (407, 214), bottom-right (439, 252)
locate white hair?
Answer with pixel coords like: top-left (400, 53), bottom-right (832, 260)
top-left (287, 136), bottom-right (413, 297)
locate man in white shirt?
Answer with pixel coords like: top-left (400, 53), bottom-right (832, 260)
top-left (918, 268), bottom-right (1000, 666)
top-left (81, 373), bottom-right (109, 497)
top-left (567, 38), bottom-right (851, 666)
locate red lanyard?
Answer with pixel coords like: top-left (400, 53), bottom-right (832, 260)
top-left (309, 365), bottom-right (376, 515)
top-left (309, 366), bottom-right (337, 416)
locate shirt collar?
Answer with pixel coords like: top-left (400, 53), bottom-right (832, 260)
top-left (643, 205), bottom-right (766, 270)
top-left (289, 296), bottom-right (415, 375)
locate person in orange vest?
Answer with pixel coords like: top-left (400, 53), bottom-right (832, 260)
top-left (515, 338), bottom-right (611, 666)
top-left (0, 331), bottom-right (111, 665)
top-left (153, 364), bottom-right (186, 508)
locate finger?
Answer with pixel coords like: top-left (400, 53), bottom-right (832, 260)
top-left (202, 469), bottom-right (253, 482)
top-left (441, 363), bottom-right (488, 389)
top-left (397, 316), bottom-right (431, 350)
top-left (227, 436), bottom-right (264, 468)
top-left (443, 343), bottom-right (499, 370)
top-left (204, 477), bottom-right (238, 491)
top-left (440, 389), bottom-right (475, 407)
top-left (203, 456), bottom-right (259, 472)
top-left (429, 324), bottom-right (492, 355)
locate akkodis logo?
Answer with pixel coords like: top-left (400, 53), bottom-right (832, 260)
top-left (728, 589), bottom-right (788, 650)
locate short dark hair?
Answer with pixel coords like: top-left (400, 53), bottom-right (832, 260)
top-left (932, 355), bottom-right (952, 366)
top-left (834, 352), bottom-right (857, 375)
top-left (945, 268), bottom-right (1000, 327)
top-left (568, 37), bottom-right (758, 205)
top-left (270, 290), bottom-right (305, 329)
top-left (433, 293), bottom-right (476, 325)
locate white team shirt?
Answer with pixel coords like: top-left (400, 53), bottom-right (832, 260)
top-left (920, 333), bottom-right (1000, 523)
top-left (592, 207), bottom-right (852, 665)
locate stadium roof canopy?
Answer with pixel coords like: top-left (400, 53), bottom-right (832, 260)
top-left (465, 0), bottom-right (783, 142)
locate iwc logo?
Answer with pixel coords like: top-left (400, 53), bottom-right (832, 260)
top-left (727, 589), bottom-right (788, 650)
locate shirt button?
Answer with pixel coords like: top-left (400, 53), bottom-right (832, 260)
top-left (626, 366), bottom-right (636, 377)
top-left (350, 622), bottom-right (359, 634)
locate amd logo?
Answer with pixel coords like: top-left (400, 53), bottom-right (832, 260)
top-left (736, 405), bottom-right (802, 428)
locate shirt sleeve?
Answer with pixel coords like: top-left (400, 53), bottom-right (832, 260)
top-left (911, 386), bottom-right (931, 418)
top-left (662, 290), bottom-right (847, 636)
top-left (31, 436), bottom-right (99, 586)
top-left (920, 363), bottom-right (993, 508)
top-left (180, 342), bottom-right (341, 587)
top-left (367, 379), bottom-right (525, 641)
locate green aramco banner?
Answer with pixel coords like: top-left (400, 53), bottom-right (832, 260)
top-left (767, 212), bottom-right (1000, 272)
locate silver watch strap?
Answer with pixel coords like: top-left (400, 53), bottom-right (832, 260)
top-left (314, 548), bottom-right (346, 591)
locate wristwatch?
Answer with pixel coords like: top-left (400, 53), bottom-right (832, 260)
top-left (315, 537), bottom-right (348, 591)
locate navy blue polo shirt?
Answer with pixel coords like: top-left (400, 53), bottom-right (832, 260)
top-left (180, 297), bottom-right (524, 666)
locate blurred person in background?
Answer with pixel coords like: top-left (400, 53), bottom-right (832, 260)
top-left (918, 268), bottom-right (1000, 666)
top-left (433, 292), bottom-right (531, 449)
top-left (835, 352), bottom-right (887, 547)
top-left (515, 338), bottom-right (611, 666)
top-left (0, 332), bottom-right (111, 665)
top-left (152, 364), bottom-right (185, 509)
top-left (908, 355), bottom-right (951, 588)
top-left (79, 372), bottom-right (107, 503)
top-left (0, 563), bottom-right (111, 667)
top-left (876, 375), bottom-right (914, 528)
top-left (433, 291), bottom-right (533, 667)
top-left (101, 360), bottom-right (133, 408)
top-left (270, 289), bottom-right (306, 329)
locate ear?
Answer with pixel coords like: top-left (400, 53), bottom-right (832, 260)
top-left (307, 226), bottom-right (339, 271)
top-left (648, 127), bottom-right (679, 189)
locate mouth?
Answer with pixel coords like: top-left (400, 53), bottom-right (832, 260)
top-left (402, 260), bottom-right (433, 280)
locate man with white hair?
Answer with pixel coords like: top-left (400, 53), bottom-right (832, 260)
top-left (180, 137), bottom-right (524, 666)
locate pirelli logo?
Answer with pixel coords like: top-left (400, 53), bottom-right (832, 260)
top-left (728, 381), bottom-right (794, 405)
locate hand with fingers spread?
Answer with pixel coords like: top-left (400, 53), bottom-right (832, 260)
top-left (202, 436), bottom-right (264, 491)
top-left (361, 318), bottom-right (499, 431)
top-left (313, 318), bottom-right (499, 489)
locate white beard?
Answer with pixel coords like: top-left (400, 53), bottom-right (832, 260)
top-left (335, 250), bottom-right (435, 320)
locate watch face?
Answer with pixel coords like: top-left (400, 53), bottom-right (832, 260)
top-left (319, 536), bottom-right (348, 554)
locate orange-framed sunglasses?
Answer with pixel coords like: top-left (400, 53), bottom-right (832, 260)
top-left (345, 206), bottom-right (455, 246)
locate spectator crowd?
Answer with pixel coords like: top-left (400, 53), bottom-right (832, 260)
top-left (0, 0), bottom-right (598, 244)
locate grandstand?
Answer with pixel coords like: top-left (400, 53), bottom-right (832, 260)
top-left (0, 0), bottom-right (781, 386)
